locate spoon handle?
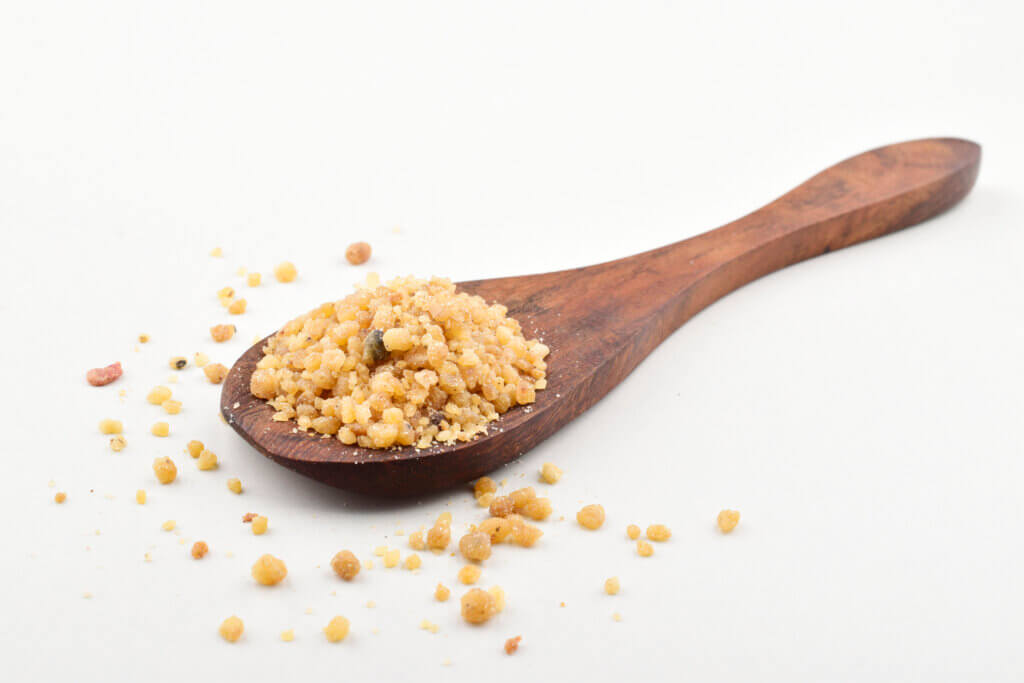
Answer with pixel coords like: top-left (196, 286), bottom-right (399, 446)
top-left (666, 138), bottom-right (981, 318)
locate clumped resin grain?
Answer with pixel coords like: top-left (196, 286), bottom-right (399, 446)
top-left (250, 276), bottom-right (549, 449)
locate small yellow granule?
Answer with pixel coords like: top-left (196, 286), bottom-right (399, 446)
top-left (331, 550), bottom-right (360, 580)
top-left (458, 531), bottom-right (492, 562)
top-left (509, 487), bottom-right (536, 511)
top-left (324, 616), bottom-right (350, 642)
top-left (363, 559), bottom-right (374, 570)
top-left (109, 435), bottom-right (127, 452)
top-left (228, 298), bottom-right (247, 315)
top-left (251, 554), bottom-right (287, 585)
top-left (383, 548), bottom-right (400, 568)
top-left (204, 363), bottom-right (228, 384)
top-left (98, 419), bottom-right (123, 435)
top-left (227, 478), bottom-right (242, 494)
top-left (236, 266), bottom-right (247, 276)
top-left (458, 564), bottom-right (482, 585)
top-left (577, 504), bottom-right (605, 530)
top-left (54, 492), bottom-right (67, 504)
top-left (626, 524), bottom-right (641, 540)
top-left (210, 247), bottom-right (223, 258)
top-left (408, 530), bottom-right (425, 550)
top-left (365, 600), bottom-right (375, 608)
top-left (510, 519), bottom-right (544, 547)
top-left (138, 334), bottom-right (150, 343)
top-left (274, 261), bottom-right (297, 283)
top-left (280, 629), bottom-right (294, 642)
top-left (604, 577), bottom-right (620, 595)
top-left (382, 328), bottom-right (414, 352)
top-left (480, 517), bottom-right (515, 544)
top-left (435, 583), bottom-right (451, 602)
top-left (146, 387), bottom-right (172, 403)
top-left (251, 515), bottom-right (268, 535)
top-left (717, 509), bottom-right (741, 533)
top-left (152, 457), bottom-right (177, 484)
top-left (345, 241), bottom-right (372, 265)
top-left (540, 463), bottom-right (562, 484)
top-left (135, 489), bottom-right (146, 504)
top-left (637, 540), bottom-right (654, 557)
top-left (460, 588), bottom-right (496, 624)
top-left (197, 449), bottom-right (218, 471)
top-left (219, 616), bottom-right (243, 642)
top-left (477, 492), bottom-right (495, 508)
top-left (218, 286), bottom-right (234, 299)
top-left (191, 541), bottom-right (209, 559)
top-left (489, 496), bottom-right (514, 518)
top-left (169, 356), bottom-right (188, 370)
top-left (521, 497), bottom-right (553, 521)
top-left (210, 324), bottom-right (236, 342)
top-left (612, 612), bottom-right (623, 622)
top-left (436, 511), bottom-right (452, 525)
top-left (426, 522), bottom-right (451, 551)
top-left (162, 399), bottom-right (182, 415)
top-left (193, 352), bottom-right (210, 368)
top-left (647, 524), bottom-right (672, 542)
top-left (247, 272), bottom-right (261, 287)
top-left (161, 520), bottom-right (176, 531)
top-left (151, 422), bottom-right (169, 437)
top-left (373, 545), bottom-right (388, 556)
top-left (186, 440), bottom-right (204, 458)
top-left (473, 477), bottom-right (497, 499)
top-left (419, 619), bottom-right (440, 634)
top-left (404, 554), bottom-right (422, 570)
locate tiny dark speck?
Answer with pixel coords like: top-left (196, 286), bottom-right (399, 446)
top-left (823, 245), bottom-right (831, 254)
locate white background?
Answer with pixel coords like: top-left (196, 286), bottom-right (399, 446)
top-left (1, 1), bottom-right (1022, 681)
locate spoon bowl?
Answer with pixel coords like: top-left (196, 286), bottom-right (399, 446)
top-left (222, 137), bottom-right (981, 496)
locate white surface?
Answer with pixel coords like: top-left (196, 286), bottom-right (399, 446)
top-left (2, 1), bottom-right (1023, 681)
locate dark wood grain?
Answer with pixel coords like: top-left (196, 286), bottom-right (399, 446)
top-left (221, 137), bottom-right (981, 497)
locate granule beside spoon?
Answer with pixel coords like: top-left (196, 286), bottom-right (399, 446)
top-left (221, 137), bottom-right (980, 497)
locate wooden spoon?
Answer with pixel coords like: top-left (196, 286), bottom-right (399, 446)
top-left (222, 137), bottom-right (980, 497)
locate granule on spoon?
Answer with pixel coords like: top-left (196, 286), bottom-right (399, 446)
top-left (249, 275), bottom-right (549, 449)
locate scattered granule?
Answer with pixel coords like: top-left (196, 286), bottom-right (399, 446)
top-left (408, 530), bottom-right (426, 550)
top-left (436, 511), bottom-right (452, 525)
top-left (477, 492), bottom-right (495, 508)
top-left (194, 352), bottom-right (210, 368)
top-left (489, 496), bottom-right (514, 518)
top-left (146, 385), bottom-right (172, 405)
top-left (363, 559), bottom-right (374, 570)
top-left (426, 522), bottom-right (451, 551)
top-left (280, 629), bottom-right (294, 642)
top-left (135, 490), bottom-right (146, 504)
top-left (604, 577), bottom-right (620, 595)
top-left (559, 602), bottom-right (566, 608)
top-left (479, 517), bottom-right (515, 544)
top-left (460, 588), bottom-right (496, 624)
top-left (612, 612), bottom-right (623, 622)
top-left (647, 524), bottom-right (672, 542)
top-left (274, 262), bottom-right (297, 283)
top-left (250, 276), bottom-right (548, 449)
top-left (237, 266), bottom-right (247, 276)
top-left (331, 550), bottom-right (360, 580)
top-left (488, 586), bottom-right (506, 613)
top-left (251, 516), bottom-right (268, 535)
top-left (54, 492), bottom-right (67, 504)
top-left (345, 242), bottom-right (372, 265)
top-left (473, 476), bottom-right (497, 499)
top-left (404, 554), bottom-right (422, 570)
top-left (626, 524), bottom-right (641, 540)
top-left (139, 334), bottom-right (150, 343)
top-left (161, 520), bottom-right (176, 531)
top-left (717, 509), bottom-right (741, 533)
top-left (458, 565), bottom-right (482, 585)
top-left (219, 616), bottom-right (243, 642)
top-left (86, 362), bottom-right (123, 387)
top-left (48, 480), bottom-right (55, 488)
top-left (304, 607), bottom-right (314, 615)
top-left (576, 504), bottom-right (605, 530)
top-left (228, 298), bottom-right (247, 315)
top-left (383, 548), bottom-right (400, 568)
top-left (210, 324), bottom-right (236, 342)
top-left (227, 478), bottom-right (242, 494)
top-left (434, 583), bottom-right (451, 602)
top-left (521, 497), bottom-right (553, 521)
top-left (162, 399), bottom-right (182, 415)
top-left (144, 552), bottom-right (153, 562)
top-left (373, 545), bottom-right (388, 557)
top-left (419, 619), bottom-right (440, 634)
top-left (152, 457), bottom-right (177, 484)
top-left (510, 521), bottom-right (543, 547)
top-left (98, 419), bottom-right (123, 435)
top-left (197, 449), bottom-right (218, 471)
top-left (509, 487), bottom-right (536, 511)
top-left (210, 247), bottom-right (223, 258)
top-left (242, 512), bottom-right (257, 523)
top-left (365, 600), bottom-right (375, 608)
top-left (82, 592), bottom-right (93, 599)
top-left (540, 463), bottom-right (562, 484)
top-left (169, 356), bottom-right (188, 370)
top-left (251, 554), bottom-right (287, 585)
top-left (204, 363), bottom-right (228, 384)
top-left (504, 636), bottom-right (522, 655)
top-left (151, 422), bottom-right (170, 437)
top-left (458, 531), bottom-right (492, 562)
top-left (166, 375), bottom-right (179, 384)
top-left (191, 541), bottom-right (209, 559)
top-left (324, 616), bottom-right (350, 642)
top-left (186, 440), bottom-right (204, 458)
top-left (247, 273), bottom-right (261, 287)
top-left (636, 540), bottom-right (653, 557)
top-left (109, 435), bottom-right (127, 452)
